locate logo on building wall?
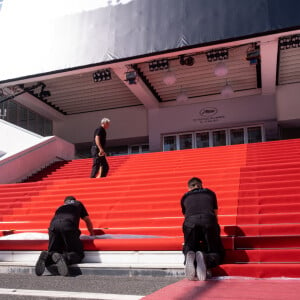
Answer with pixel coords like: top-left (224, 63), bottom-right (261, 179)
top-left (199, 107), bottom-right (218, 117)
top-left (193, 107), bottom-right (225, 124)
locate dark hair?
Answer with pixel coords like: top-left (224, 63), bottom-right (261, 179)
top-left (64, 196), bottom-right (76, 202)
top-left (188, 177), bottom-right (202, 188)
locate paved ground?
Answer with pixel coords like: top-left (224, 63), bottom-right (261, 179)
top-left (0, 273), bottom-right (181, 300)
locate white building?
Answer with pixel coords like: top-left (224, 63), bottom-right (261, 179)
top-left (0, 0), bottom-right (300, 157)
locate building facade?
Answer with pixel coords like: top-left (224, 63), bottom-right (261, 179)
top-left (0, 0), bottom-right (300, 157)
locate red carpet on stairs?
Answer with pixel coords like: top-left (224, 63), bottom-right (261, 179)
top-left (0, 139), bottom-right (300, 278)
top-left (140, 278), bottom-right (300, 300)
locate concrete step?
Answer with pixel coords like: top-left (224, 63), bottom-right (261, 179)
top-left (0, 250), bottom-right (185, 277)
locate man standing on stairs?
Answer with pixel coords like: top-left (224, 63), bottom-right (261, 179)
top-left (90, 117), bottom-right (111, 178)
top-left (181, 177), bottom-right (224, 281)
top-left (35, 196), bottom-right (94, 276)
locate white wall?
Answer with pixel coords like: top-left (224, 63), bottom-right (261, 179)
top-left (148, 94), bottom-right (277, 151)
top-left (53, 105), bottom-right (148, 144)
top-left (276, 83), bottom-right (300, 124)
top-left (0, 119), bottom-right (44, 157)
top-left (0, 120), bottom-right (75, 183)
top-left (0, 136), bottom-right (75, 184)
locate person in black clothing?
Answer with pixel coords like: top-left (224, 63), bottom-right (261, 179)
top-left (35, 196), bottom-right (94, 276)
top-left (90, 117), bottom-right (111, 178)
top-left (181, 177), bottom-right (224, 281)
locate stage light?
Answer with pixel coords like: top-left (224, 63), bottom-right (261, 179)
top-left (93, 69), bottom-right (112, 82)
top-left (179, 55), bottom-right (195, 66)
top-left (125, 71), bottom-right (137, 84)
top-left (279, 35), bottom-right (300, 50)
top-left (206, 48), bottom-right (229, 62)
top-left (41, 90), bottom-right (51, 98)
top-left (149, 59), bottom-right (169, 71)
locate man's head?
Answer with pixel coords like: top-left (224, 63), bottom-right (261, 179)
top-left (64, 196), bottom-right (77, 204)
top-left (101, 118), bottom-right (110, 129)
top-left (188, 177), bottom-right (202, 191)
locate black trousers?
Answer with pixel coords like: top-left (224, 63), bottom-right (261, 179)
top-left (47, 228), bottom-right (84, 265)
top-left (183, 214), bottom-right (224, 268)
top-left (90, 146), bottom-right (109, 178)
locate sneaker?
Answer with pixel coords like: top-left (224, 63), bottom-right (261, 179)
top-left (35, 251), bottom-right (49, 276)
top-left (185, 251), bottom-right (196, 280)
top-left (52, 252), bottom-right (69, 276)
top-left (196, 251), bottom-right (207, 281)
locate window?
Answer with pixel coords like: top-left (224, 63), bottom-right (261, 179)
top-left (247, 126), bottom-right (262, 143)
top-left (163, 136), bottom-right (177, 151)
top-left (212, 130), bottom-right (226, 147)
top-left (179, 133), bottom-right (193, 150)
top-left (196, 132), bottom-right (210, 148)
top-left (130, 145), bottom-right (140, 154)
top-left (230, 128), bottom-right (244, 145)
top-left (109, 144), bottom-right (150, 156)
top-left (130, 144), bottom-right (149, 154)
top-left (163, 125), bottom-right (263, 151)
top-left (141, 144), bottom-right (149, 153)
top-left (1, 99), bottom-right (52, 136)
top-left (0, 0), bottom-right (3, 12)
top-left (18, 106), bottom-right (28, 129)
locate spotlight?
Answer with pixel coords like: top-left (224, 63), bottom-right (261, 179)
top-left (279, 35), bottom-right (300, 50)
top-left (149, 59), bottom-right (169, 71)
top-left (206, 48), bottom-right (229, 62)
top-left (38, 83), bottom-right (51, 100)
top-left (93, 69), bottom-right (112, 82)
top-left (179, 55), bottom-right (194, 66)
top-left (41, 90), bottom-right (51, 98)
top-left (125, 71), bottom-right (137, 84)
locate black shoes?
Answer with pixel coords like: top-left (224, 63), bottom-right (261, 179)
top-left (52, 252), bottom-right (69, 276)
top-left (35, 251), bottom-right (49, 276)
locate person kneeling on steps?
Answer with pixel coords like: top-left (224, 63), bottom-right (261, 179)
top-left (35, 196), bottom-right (94, 276)
top-left (181, 177), bottom-right (225, 281)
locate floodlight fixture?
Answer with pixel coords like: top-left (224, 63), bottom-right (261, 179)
top-left (125, 71), bottom-right (137, 84)
top-left (149, 59), bottom-right (169, 71)
top-left (93, 69), bottom-right (112, 82)
top-left (179, 55), bottom-right (195, 66)
top-left (279, 35), bottom-right (300, 50)
top-left (206, 48), bottom-right (229, 62)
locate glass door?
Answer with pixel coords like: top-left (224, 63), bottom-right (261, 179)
top-left (212, 130), bottom-right (226, 147)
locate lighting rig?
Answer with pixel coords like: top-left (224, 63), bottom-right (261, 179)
top-left (279, 35), bottom-right (300, 50)
top-left (93, 69), bottom-right (112, 82)
top-left (206, 48), bottom-right (229, 62)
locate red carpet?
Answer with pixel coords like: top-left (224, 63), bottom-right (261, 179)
top-left (141, 278), bottom-right (300, 300)
top-left (0, 139), bottom-right (300, 278)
